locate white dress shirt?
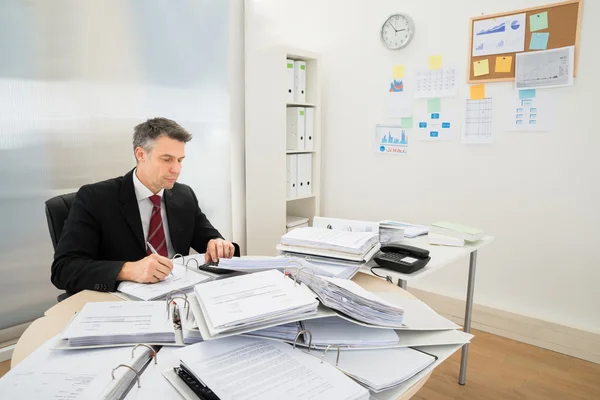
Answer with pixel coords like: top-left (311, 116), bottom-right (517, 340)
top-left (133, 168), bottom-right (175, 258)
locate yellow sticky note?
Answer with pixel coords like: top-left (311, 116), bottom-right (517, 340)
top-left (473, 59), bottom-right (490, 77)
top-left (469, 84), bottom-right (486, 100)
top-left (392, 65), bottom-right (405, 79)
top-left (429, 55), bottom-right (442, 70)
top-left (495, 56), bottom-right (513, 73)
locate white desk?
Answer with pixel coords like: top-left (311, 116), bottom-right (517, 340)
top-left (361, 235), bottom-right (494, 385)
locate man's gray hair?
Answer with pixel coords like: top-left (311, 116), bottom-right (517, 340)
top-left (133, 117), bottom-right (193, 155)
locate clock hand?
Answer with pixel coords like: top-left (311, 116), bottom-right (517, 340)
top-left (389, 22), bottom-right (399, 32)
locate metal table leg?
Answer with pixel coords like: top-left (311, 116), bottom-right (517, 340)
top-left (459, 250), bottom-right (477, 385)
top-left (397, 279), bottom-right (407, 290)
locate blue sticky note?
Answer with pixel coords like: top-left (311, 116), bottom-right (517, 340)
top-left (519, 89), bottom-right (536, 100)
top-left (530, 32), bottom-right (549, 50)
top-left (442, 122), bottom-right (451, 128)
top-left (430, 132), bottom-right (439, 137)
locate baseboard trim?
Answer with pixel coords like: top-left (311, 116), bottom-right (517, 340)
top-left (408, 288), bottom-right (600, 365)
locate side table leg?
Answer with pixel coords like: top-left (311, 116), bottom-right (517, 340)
top-left (459, 250), bottom-right (477, 385)
top-left (397, 279), bottom-right (407, 290)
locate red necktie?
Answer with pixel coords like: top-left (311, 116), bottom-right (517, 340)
top-left (147, 195), bottom-right (168, 257)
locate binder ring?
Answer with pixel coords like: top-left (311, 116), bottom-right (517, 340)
top-left (283, 260), bottom-right (303, 278)
top-left (171, 253), bottom-right (184, 263)
top-left (131, 344), bottom-right (157, 364)
top-left (166, 290), bottom-right (188, 302)
top-left (294, 267), bottom-right (315, 286)
top-left (112, 364), bottom-right (141, 388)
top-left (186, 258), bottom-right (199, 272)
top-left (293, 329), bottom-right (312, 352)
top-left (167, 298), bottom-right (190, 319)
top-left (321, 344), bottom-right (341, 367)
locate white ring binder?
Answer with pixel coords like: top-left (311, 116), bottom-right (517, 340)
top-left (112, 364), bottom-right (142, 388)
top-left (293, 267), bottom-right (315, 286)
top-left (131, 344), bottom-right (157, 364)
top-left (321, 344), bottom-right (341, 367)
top-left (282, 260), bottom-right (304, 278)
top-left (185, 258), bottom-right (199, 273)
top-left (166, 290), bottom-right (188, 302)
top-left (167, 298), bottom-right (190, 319)
top-left (293, 329), bottom-right (313, 351)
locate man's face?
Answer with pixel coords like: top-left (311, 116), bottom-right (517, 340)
top-left (136, 136), bottom-right (185, 192)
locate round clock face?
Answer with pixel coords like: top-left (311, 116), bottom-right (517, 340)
top-left (381, 14), bottom-right (415, 50)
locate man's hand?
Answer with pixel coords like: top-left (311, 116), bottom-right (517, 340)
top-left (205, 239), bottom-right (235, 263)
top-left (118, 254), bottom-right (174, 283)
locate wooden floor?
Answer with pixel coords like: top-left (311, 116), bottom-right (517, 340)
top-left (0, 329), bottom-right (599, 399)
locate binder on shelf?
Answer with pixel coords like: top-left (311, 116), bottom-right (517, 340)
top-left (294, 60), bottom-right (307, 103)
top-left (296, 153), bottom-right (312, 197)
top-left (286, 215), bottom-right (309, 233)
top-left (305, 107), bottom-right (315, 150)
top-left (286, 107), bottom-right (305, 150)
top-left (286, 154), bottom-right (298, 199)
top-left (286, 58), bottom-right (295, 103)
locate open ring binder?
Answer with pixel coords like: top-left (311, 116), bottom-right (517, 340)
top-left (131, 344), bottom-right (157, 364)
top-left (167, 298), bottom-right (190, 319)
top-left (293, 329), bottom-right (313, 351)
top-left (321, 344), bottom-right (341, 367)
top-left (283, 260), bottom-right (304, 278)
top-left (166, 290), bottom-right (188, 302)
top-left (112, 364), bottom-right (142, 388)
top-left (185, 258), bottom-right (198, 274)
top-left (293, 267), bottom-right (314, 286)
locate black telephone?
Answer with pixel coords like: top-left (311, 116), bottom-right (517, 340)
top-left (372, 244), bottom-right (431, 274)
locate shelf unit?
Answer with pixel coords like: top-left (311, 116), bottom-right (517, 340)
top-left (245, 46), bottom-right (321, 255)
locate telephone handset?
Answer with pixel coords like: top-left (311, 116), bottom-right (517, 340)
top-left (372, 244), bottom-right (431, 274)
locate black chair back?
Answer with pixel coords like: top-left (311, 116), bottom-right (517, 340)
top-left (45, 192), bottom-right (77, 251)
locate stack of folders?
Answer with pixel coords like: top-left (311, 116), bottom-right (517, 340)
top-left (298, 274), bottom-right (405, 328)
top-left (0, 334), bottom-right (156, 399)
top-left (166, 336), bottom-right (370, 400)
top-left (245, 321), bottom-right (302, 341)
top-left (379, 220), bottom-right (430, 239)
top-left (302, 317), bottom-right (400, 347)
top-left (280, 253), bottom-right (365, 279)
top-left (378, 221), bottom-right (405, 244)
top-left (58, 301), bottom-right (177, 348)
top-left (279, 227), bottom-right (380, 257)
top-left (116, 264), bottom-right (211, 301)
top-left (193, 270), bottom-right (319, 335)
top-left (429, 221), bottom-right (485, 242)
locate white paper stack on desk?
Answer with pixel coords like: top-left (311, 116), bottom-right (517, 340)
top-left (193, 269), bottom-right (319, 335)
top-left (245, 321), bottom-right (301, 341)
top-left (58, 301), bottom-right (177, 348)
top-left (297, 274), bottom-right (405, 328)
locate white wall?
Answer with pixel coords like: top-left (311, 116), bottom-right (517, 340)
top-left (246, 0), bottom-right (600, 334)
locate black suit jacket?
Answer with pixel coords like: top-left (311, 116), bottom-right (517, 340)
top-left (51, 169), bottom-right (223, 293)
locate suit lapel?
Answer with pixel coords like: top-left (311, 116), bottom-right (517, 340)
top-left (164, 188), bottom-right (186, 254)
top-left (119, 169), bottom-right (146, 253)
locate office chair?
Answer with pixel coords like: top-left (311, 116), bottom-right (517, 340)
top-left (45, 192), bottom-right (241, 302)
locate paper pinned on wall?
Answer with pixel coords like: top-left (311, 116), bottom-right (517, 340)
top-left (417, 114), bottom-right (456, 141)
top-left (469, 84), bottom-right (486, 100)
top-left (415, 68), bottom-right (457, 98)
top-left (529, 32), bottom-right (550, 50)
top-left (393, 65), bottom-right (405, 79)
top-left (387, 91), bottom-right (412, 118)
top-left (516, 46), bottom-right (574, 90)
top-left (461, 98), bottom-right (494, 144)
top-left (472, 13), bottom-right (526, 57)
top-left (401, 116), bottom-right (414, 129)
top-left (473, 59), bottom-right (490, 77)
top-left (427, 98), bottom-right (442, 113)
top-left (529, 12), bottom-right (549, 32)
top-left (375, 124), bottom-right (409, 155)
top-left (429, 55), bottom-right (443, 70)
top-left (509, 92), bottom-right (552, 132)
top-left (495, 56), bottom-right (513, 73)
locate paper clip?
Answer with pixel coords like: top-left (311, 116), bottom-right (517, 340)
top-left (131, 344), bottom-right (157, 365)
top-left (112, 364), bottom-right (141, 388)
top-left (321, 344), bottom-right (341, 367)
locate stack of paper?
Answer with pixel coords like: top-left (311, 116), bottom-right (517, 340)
top-left (428, 232), bottom-right (465, 247)
top-left (0, 335), bottom-right (154, 399)
top-left (173, 336), bottom-right (370, 400)
top-left (279, 227), bottom-right (380, 258)
top-left (298, 275), bottom-right (404, 327)
top-left (245, 322), bottom-right (301, 341)
top-left (193, 270), bottom-right (319, 335)
top-left (116, 264), bottom-right (211, 301)
top-left (59, 302), bottom-right (175, 347)
top-left (279, 254), bottom-right (364, 279)
top-left (302, 317), bottom-right (399, 347)
top-left (430, 221), bottom-right (485, 242)
top-left (323, 347), bottom-right (436, 392)
top-left (379, 220), bottom-right (429, 238)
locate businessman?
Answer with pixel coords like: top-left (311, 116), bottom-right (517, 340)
top-left (51, 118), bottom-right (235, 293)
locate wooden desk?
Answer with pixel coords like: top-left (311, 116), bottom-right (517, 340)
top-left (12, 272), bottom-right (431, 399)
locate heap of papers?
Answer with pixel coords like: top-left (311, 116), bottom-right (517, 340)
top-left (60, 301), bottom-right (175, 347)
top-left (116, 264), bottom-right (211, 301)
top-left (279, 227), bottom-right (380, 257)
top-left (303, 317), bottom-right (399, 347)
top-left (176, 336), bottom-right (370, 400)
top-left (430, 221), bottom-right (485, 242)
top-left (193, 270), bottom-right (319, 335)
top-left (323, 347), bottom-right (436, 393)
top-left (245, 322), bottom-right (301, 341)
top-left (298, 275), bottom-right (405, 328)
top-left (379, 220), bottom-right (429, 239)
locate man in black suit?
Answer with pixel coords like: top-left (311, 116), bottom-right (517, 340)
top-left (51, 118), bottom-right (235, 293)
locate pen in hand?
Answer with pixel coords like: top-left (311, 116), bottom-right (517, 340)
top-left (147, 241), bottom-right (174, 277)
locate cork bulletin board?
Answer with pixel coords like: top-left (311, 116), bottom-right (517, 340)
top-left (468, 0), bottom-right (583, 83)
